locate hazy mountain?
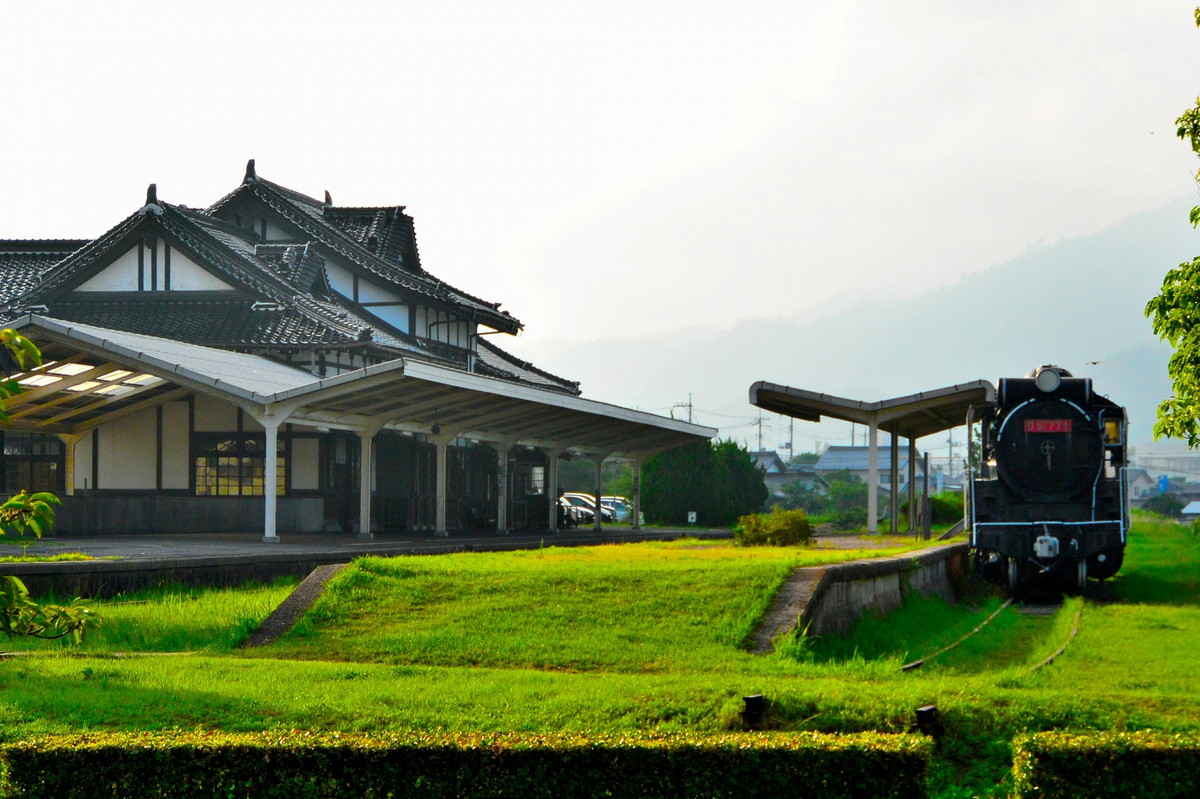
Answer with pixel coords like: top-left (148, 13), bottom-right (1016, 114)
top-left (518, 197), bottom-right (1199, 450)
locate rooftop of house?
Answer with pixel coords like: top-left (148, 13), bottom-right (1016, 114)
top-left (0, 162), bottom-right (579, 395)
top-left (814, 445), bottom-right (924, 473)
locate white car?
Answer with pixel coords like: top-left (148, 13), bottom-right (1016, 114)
top-left (561, 493), bottom-right (615, 522)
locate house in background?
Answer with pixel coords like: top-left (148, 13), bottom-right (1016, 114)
top-left (0, 162), bottom-right (712, 538)
top-left (1124, 468), bottom-right (1156, 500)
top-left (814, 445), bottom-right (927, 495)
top-left (752, 450), bottom-right (823, 500)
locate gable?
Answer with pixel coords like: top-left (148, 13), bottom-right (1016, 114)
top-left (75, 239), bottom-right (237, 293)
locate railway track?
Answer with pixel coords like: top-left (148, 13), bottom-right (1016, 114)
top-left (900, 596), bottom-right (1079, 673)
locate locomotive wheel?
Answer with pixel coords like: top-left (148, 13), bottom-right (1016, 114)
top-left (1074, 558), bottom-right (1088, 594)
top-left (1007, 557), bottom-right (1022, 595)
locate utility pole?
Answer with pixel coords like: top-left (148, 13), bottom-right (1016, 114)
top-left (672, 394), bottom-right (694, 423)
top-left (947, 428), bottom-right (956, 479)
top-left (751, 412), bottom-right (766, 451)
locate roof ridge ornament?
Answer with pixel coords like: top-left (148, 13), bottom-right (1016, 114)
top-left (244, 159), bottom-right (258, 183)
top-left (324, 190), bottom-right (332, 206)
top-left (140, 183), bottom-right (163, 216)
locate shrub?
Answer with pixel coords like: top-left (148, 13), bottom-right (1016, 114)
top-left (830, 508), bottom-right (866, 530)
top-left (0, 730), bottom-right (932, 799)
top-left (1012, 731), bottom-right (1200, 798)
top-left (736, 508), bottom-right (812, 546)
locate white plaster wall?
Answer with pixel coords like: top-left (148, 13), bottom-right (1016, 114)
top-left (325, 262), bottom-right (355, 299)
top-left (76, 247), bottom-right (140, 291)
top-left (291, 437), bottom-right (319, 490)
top-left (357, 282), bottom-right (402, 304)
top-left (193, 394), bottom-right (238, 432)
top-left (161, 401), bottom-right (190, 489)
top-left (367, 304), bottom-right (409, 333)
top-left (263, 220), bottom-right (291, 241)
top-left (74, 430), bottom-right (94, 491)
top-left (97, 409), bottom-right (157, 489)
top-left (167, 248), bottom-right (235, 291)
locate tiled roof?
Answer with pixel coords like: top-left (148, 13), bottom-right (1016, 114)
top-left (0, 241), bottom-right (88, 299)
top-left (208, 175), bottom-right (520, 333)
top-left (44, 295), bottom-right (352, 346)
top-left (815, 445), bottom-right (922, 472)
top-left (322, 206), bottom-right (421, 273)
top-left (0, 168), bottom-right (579, 395)
top-left (475, 338), bottom-right (581, 395)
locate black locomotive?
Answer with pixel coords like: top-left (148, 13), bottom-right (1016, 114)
top-left (970, 365), bottom-right (1128, 594)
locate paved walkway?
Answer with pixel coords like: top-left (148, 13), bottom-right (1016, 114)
top-left (7, 527), bottom-right (734, 564)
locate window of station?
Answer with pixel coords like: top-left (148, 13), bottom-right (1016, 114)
top-left (193, 434), bottom-right (287, 496)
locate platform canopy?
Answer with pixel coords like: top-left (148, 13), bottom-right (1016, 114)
top-left (3, 315), bottom-right (716, 540)
top-left (749, 380), bottom-right (996, 440)
top-left (749, 379), bottom-right (996, 534)
top-left (8, 315), bottom-right (713, 459)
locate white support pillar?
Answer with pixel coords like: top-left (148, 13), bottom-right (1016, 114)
top-left (490, 438), bottom-right (518, 535)
top-left (867, 418), bottom-right (879, 534)
top-left (59, 433), bottom-right (83, 497)
top-left (631, 456), bottom-right (644, 530)
top-left (434, 435), bottom-right (450, 537)
top-left (889, 433), bottom-right (900, 535)
top-left (263, 417), bottom-right (282, 543)
top-left (357, 426), bottom-right (382, 540)
top-left (593, 455), bottom-right (605, 532)
top-left (546, 448), bottom-right (561, 532)
top-left (908, 438), bottom-right (918, 534)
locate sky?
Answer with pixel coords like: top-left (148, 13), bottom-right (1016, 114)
top-left (2, 1), bottom-right (1199, 447)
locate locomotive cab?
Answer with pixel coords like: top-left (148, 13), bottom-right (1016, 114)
top-left (971, 365), bottom-right (1128, 594)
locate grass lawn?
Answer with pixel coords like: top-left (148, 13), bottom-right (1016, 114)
top-left (0, 520), bottom-right (1195, 798)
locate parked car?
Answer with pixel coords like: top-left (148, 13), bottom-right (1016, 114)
top-left (600, 496), bottom-right (633, 522)
top-left (561, 493), bottom-right (615, 523)
top-left (558, 496), bottom-right (585, 527)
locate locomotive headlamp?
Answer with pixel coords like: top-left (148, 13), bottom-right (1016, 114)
top-left (1034, 367), bottom-right (1062, 393)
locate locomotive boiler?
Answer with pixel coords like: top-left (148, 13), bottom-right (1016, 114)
top-left (970, 365), bottom-right (1128, 594)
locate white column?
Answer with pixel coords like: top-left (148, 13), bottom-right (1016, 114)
top-left (59, 433), bottom-right (82, 497)
top-left (357, 429), bottom-right (376, 539)
top-left (631, 457), bottom-right (643, 530)
top-left (263, 417), bottom-right (281, 543)
top-left (908, 438), bottom-right (918, 534)
top-left (546, 449), bottom-right (560, 532)
top-left (889, 433), bottom-right (900, 535)
top-left (491, 441), bottom-right (511, 534)
top-left (867, 418), bottom-right (879, 534)
top-left (434, 436), bottom-right (449, 537)
top-left (593, 455), bottom-right (605, 532)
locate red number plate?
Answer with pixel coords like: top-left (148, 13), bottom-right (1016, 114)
top-left (1025, 419), bottom-right (1072, 433)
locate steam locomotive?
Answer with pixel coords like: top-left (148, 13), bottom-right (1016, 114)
top-left (970, 365), bottom-right (1128, 594)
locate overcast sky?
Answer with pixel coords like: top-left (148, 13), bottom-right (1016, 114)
top-left (2, 2), bottom-right (1197, 360)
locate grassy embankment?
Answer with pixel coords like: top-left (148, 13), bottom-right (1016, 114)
top-left (0, 517), bottom-right (1195, 798)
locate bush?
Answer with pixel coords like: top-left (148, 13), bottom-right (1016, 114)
top-left (1144, 492), bottom-right (1184, 518)
top-left (901, 492), bottom-right (964, 526)
top-left (0, 730), bottom-right (933, 799)
top-left (735, 508), bottom-right (812, 546)
top-left (1012, 731), bottom-right (1200, 798)
top-left (830, 508), bottom-right (867, 530)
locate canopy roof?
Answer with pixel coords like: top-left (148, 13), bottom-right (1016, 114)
top-left (749, 379), bottom-right (997, 440)
top-left (7, 315), bottom-right (714, 459)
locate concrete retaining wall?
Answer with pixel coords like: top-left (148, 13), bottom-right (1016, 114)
top-left (800, 543), bottom-right (969, 637)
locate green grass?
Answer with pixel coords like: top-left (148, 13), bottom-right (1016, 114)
top-left (0, 523), bottom-right (1196, 798)
top-left (0, 579), bottom-right (298, 654)
top-left (256, 539), bottom-right (925, 673)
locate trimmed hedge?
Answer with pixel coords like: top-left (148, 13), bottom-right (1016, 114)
top-left (0, 730), bottom-right (932, 799)
top-left (1012, 731), bottom-right (1200, 798)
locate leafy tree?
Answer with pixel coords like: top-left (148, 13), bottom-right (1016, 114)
top-left (1146, 8), bottom-right (1200, 445)
top-left (641, 439), bottom-right (767, 526)
top-left (788, 451), bottom-right (820, 466)
top-left (778, 479), bottom-right (829, 515)
top-left (0, 330), bottom-right (95, 642)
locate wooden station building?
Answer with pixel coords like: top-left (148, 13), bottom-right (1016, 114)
top-left (0, 162), bottom-right (713, 540)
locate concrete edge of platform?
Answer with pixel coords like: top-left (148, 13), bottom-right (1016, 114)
top-left (3, 528), bottom-right (735, 598)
